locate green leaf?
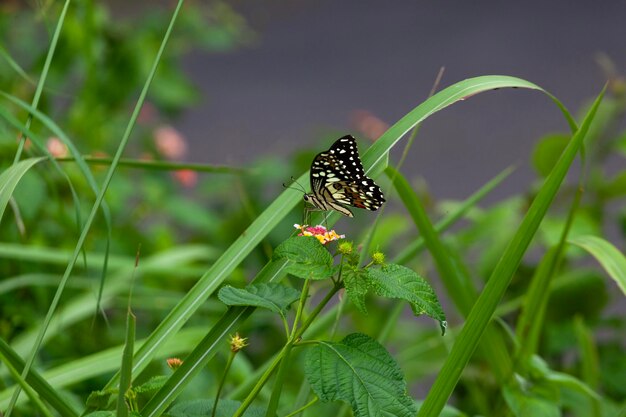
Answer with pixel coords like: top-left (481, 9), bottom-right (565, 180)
top-left (272, 236), bottom-right (335, 280)
top-left (0, 157), bottom-right (45, 224)
top-left (167, 399), bottom-right (266, 417)
top-left (305, 333), bottom-right (417, 417)
top-left (134, 376), bottom-right (169, 394)
top-left (83, 412), bottom-right (116, 417)
top-left (218, 283), bottom-right (301, 316)
top-left (502, 379), bottom-right (560, 417)
top-left (568, 235), bottom-right (626, 296)
top-left (343, 267), bottom-right (371, 315)
top-left (367, 264), bottom-right (446, 334)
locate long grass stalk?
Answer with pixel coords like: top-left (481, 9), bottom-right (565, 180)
top-left (416, 86), bottom-right (605, 417)
top-left (4, 1), bottom-right (185, 413)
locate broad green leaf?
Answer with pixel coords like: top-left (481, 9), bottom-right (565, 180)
top-left (305, 333), bottom-right (417, 417)
top-left (218, 283), bottom-right (301, 316)
top-left (568, 235), bottom-right (626, 296)
top-left (343, 267), bottom-right (371, 315)
top-left (367, 264), bottom-right (446, 334)
top-left (0, 158), bottom-right (45, 223)
top-left (167, 399), bottom-right (267, 417)
top-left (273, 236), bottom-right (335, 280)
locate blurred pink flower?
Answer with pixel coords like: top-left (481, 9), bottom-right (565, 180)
top-left (154, 125), bottom-right (187, 160)
top-left (173, 169), bottom-right (198, 188)
top-left (350, 110), bottom-right (389, 141)
top-left (138, 102), bottom-right (157, 124)
top-left (46, 137), bottom-right (68, 158)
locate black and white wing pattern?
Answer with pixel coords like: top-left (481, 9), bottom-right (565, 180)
top-left (305, 135), bottom-right (385, 217)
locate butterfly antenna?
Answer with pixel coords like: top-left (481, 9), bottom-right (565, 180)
top-left (283, 176), bottom-right (307, 194)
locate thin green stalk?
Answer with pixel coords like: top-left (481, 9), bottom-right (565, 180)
top-left (265, 279), bottom-right (312, 417)
top-left (2, 359), bottom-right (54, 417)
top-left (284, 397), bottom-right (319, 417)
top-left (212, 351), bottom-right (236, 417)
top-left (5, 1), bottom-right (184, 413)
top-left (55, 156), bottom-right (246, 174)
top-left (12, 0), bottom-right (70, 164)
top-left (234, 283), bottom-right (342, 417)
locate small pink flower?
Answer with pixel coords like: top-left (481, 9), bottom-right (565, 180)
top-left (46, 137), bottom-right (68, 158)
top-left (294, 224), bottom-right (345, 245)
top-left (350, 110), bottom-right (389, 141)
top-left (154, 125), bottom-right (187, 160)
top-left (173, 169), bottom-right (198, 188)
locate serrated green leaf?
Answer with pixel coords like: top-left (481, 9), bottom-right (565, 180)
top-left (367, 264), bottom-right (446, 334)
top-left (272, 236), bottom-right (335, 280)
top-left (218, 283), bottom-right (300, 316)
top-left (305, 333), bottom-right (417, 417)
top-left (133, 375), bottom-right (168, 394)
top-left (343, 267), bottom-right (371, 315)
top-left (167, 399), bottom-right (266, 417)
top-left (568, 235), bottom-right (626, 296)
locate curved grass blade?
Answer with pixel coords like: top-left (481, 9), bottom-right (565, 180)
top-left (568, 235), bottom-right (626, 295)
top-left (0, 158), bottom-right (45, 223)
top-left (140, 260), bottom-right (290, 417)
top-left (106, 76), bottom-right (548, 392)
top-left (0, 44), bottom-right (36, 86)
top-left (6, 1), bottom-right (185, 410)
top-left (417, 86), bottom-right (605, 417)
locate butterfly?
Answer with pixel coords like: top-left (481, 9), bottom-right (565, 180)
top-left (303, 135), bottom-right (385, 217)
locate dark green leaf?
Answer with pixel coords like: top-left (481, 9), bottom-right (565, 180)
top-left (167, 399), bottom-right (267, 417)
top-left (83, 412), bottom-right (116, 417)
top-left (305, 333), bottom-right (417, 417)
top-left (367, 264), bottom-right (446, 334)
top-left (273, 236), bottom-right (335, 280)
top-left (502, 380), bottom-right (560, 417)
top-left (343, 267), bottom-right (371, 315)
top-left (218, 283), bottom-right (301, 316)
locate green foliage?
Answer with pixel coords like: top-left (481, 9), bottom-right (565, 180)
top-left (218, 283), bottom-right (301, 317)
top-left (305, 333), bottom-right (417, 417)
top-left (1, 2), bottom-right (625, 417)
top-left (167, 399), bottom-right (267, 417)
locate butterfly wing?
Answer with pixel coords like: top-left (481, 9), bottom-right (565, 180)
top-left (310, 135), bottom-right (385, 213)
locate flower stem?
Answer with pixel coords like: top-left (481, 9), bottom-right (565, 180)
top-left (233, 282), bottom-right (341, 417)
top-left (212, 351), bottom-right (235, 417)
top-left (283, 397), bottom-right (319, 417)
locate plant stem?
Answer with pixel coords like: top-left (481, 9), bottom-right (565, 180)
top-left (283, 397), bottom-right (319, 417)
top-left (233, 282), bottom-right (341, 417)
top-left (212, 351), bottom-right (236, 417)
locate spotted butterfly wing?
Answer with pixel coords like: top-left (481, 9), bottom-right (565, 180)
top-left (304, 135), bottom-right (385, 217)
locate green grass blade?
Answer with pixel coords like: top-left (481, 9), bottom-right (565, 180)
top-left (107, 76), bottom-right (546, 392)
top-left (117, 309), bottom-right (136, 417)
top-left (0, 338), bottom-right (79, 417)
top-left (568, 235), bottom-right (626, 295)
top-left (0, 44), bottom-right (36, 86)
top-left (56, 156), bottom-right (247, 174)
top-left (417, 86), bottom-right (605, 417)
top-left (388, 167), bottom-right (513, 380)
top-left (6, 1), bottom-right (184, 408)
top-left (393, 166), bottom-right (515, 264)
top-left (12, 0), bottom-right (70, 163)
top-left (1, 358), bottom-right (55, 417)
top-left (140, 259), bottom-right (290, 417)
top-left (0, 158), bottom-right (45, 223)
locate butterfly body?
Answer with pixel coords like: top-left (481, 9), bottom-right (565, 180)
top-left (304, 135), bottom-right (385, 217)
